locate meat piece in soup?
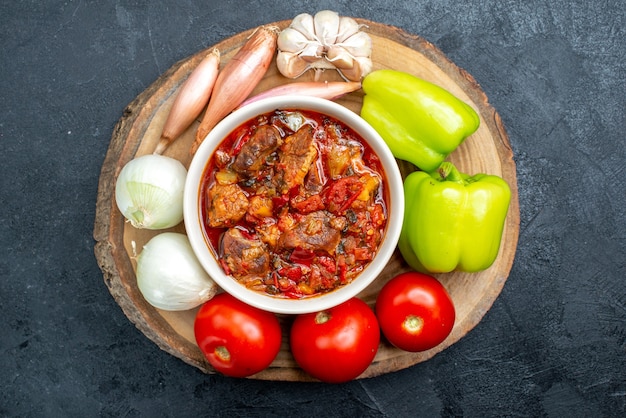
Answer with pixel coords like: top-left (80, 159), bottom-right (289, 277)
top-left (221, 228), bottom-right (270, 279)
top-left (231, 124), bottom-right (281, 178)
top-left (274, 124), bottom-right (317, 194)
top-left (206, 183), bottom-right (249, 228)
top-left (279, 210), bottom-right (344, 254)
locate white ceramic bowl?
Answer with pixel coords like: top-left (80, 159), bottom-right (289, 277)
top-left (184, 95), bottom-right (404, 314)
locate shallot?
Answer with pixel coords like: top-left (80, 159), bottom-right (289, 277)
top-left (154, 49), bottom-right (220, 155)
top-left (192, 25), bottom-right (279, 154)
top-left (238, 81), bottom-right (362, 108)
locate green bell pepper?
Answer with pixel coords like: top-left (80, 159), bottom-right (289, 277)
top-left (360, 69), bottom-right (480, 172)
top-left (398, 162), bottom-right (511, 273)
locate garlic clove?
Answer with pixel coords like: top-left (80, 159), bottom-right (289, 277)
top-left (338, 56), bottom-right (373, 81)
top-left (290, 12), bottom-right (317, 40)
top-left (354, 55), bottom-right (373, 74)
top-left (336, 16), bottom-right (360, 43)
top-left (277, 27), bottom-right (312, 54)
top-left (299, 42), bottom-right (325, 61)
top-left (338, 31), bottom-right (372, 58)
top-left (276, 51), bottom-right (312, 78)
top-left (314, 10), bottom-right (341, 46)
top-left (308, 58), bottom-right (339, 69)
top-left (326, 45), bottom-right (355, 69)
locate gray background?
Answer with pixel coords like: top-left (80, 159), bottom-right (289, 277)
top-left (1, 0), bottom-right (624, 416)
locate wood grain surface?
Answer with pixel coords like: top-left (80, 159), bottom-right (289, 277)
top-left (93, 19), bottom-right (520, 381)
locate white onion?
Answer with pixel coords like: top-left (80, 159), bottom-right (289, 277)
top-left (136, 232), bottom-right (218, 311)
top-left (115, 154), bottom-right (187, 230)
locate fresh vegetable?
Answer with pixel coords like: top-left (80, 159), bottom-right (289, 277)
top-left (115, 154), bottom-right (187, 230)
top-left (136, 232), bottom-right (218, 311)
top-left (154, 48), bottom-right (220, 155)
top-left (399, 162), bottom-right (511, 273)
top-left (376, 272), bottom-right (455, 352)
top-left (360, 69), bottom-right (480, 172)
top-left (194, 293), bottom-right (282, 378)
top-left (193, 25), bottom-right (279, 154)
top-left (290, 298), bottom-right (379, 383)
top-left (238, 81), bottom-right (361, 108)
top-left (277, 10), bottom-right (372, 81)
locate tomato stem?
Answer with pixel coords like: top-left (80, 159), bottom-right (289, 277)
top-left (214, 345), bottom-right (231, 362)
top-left (403, 315), bottom-right (424, 335)
top-left (315, 311), bottom-right (331, 325)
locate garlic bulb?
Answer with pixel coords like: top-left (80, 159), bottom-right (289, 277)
top-left (136, 232), bottom-right (218, 311)
top-left (115, 154), bottom-right (187, 230)
top-left (277, 10), bottom-right (373, 81)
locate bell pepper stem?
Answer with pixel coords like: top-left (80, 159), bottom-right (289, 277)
top-left (438, 162), bottom-right (465, 185)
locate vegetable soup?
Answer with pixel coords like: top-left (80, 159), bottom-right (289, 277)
top-left (200, 109), bottom-right (389, 298)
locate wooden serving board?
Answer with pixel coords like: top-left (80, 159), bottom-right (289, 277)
top-left (94, 19), bottom-right (519, 381)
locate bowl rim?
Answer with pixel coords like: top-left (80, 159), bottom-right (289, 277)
top-left (183, 95), bottom-right (404, 314)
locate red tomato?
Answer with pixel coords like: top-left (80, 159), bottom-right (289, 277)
top-left (290, 298), bottom-right (380, 383)
top-left (376, 272), bottom-right (455, 352)
top-left (194, 293), bottom-right (282, 378)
